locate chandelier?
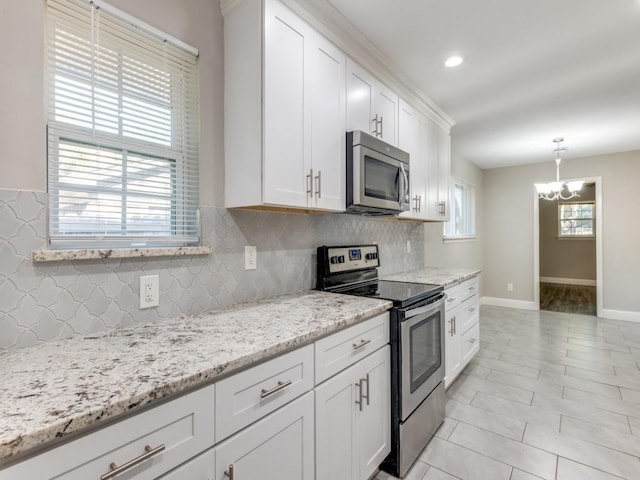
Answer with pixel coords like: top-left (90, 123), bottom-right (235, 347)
top-left (535, 138), bottom-right (584, 201)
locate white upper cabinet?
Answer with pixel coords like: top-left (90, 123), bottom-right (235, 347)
top-left (224, 0), bottom-right (346, 211)
top-left (398, 99), bottom-right (450, 221)
top-left (424, 120), bottom-right (451, 221)
top-left (346, 59), bottom-right (398, 146)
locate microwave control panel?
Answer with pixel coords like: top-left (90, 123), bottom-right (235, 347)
top-left (326, 245), bottom-right (379, 273)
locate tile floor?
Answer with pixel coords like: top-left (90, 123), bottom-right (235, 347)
top-left (376, 305), bottom-right (640, 480)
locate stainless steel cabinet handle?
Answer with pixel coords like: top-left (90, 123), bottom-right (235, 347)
top-left (469, 338), bottom-right (477, 344)
top-left (468, 286), bottom-right (476, 291)
top-left (453, 316), bottom-right (456, 335)
top-left (379, 116), bottom-right (383, 138)
top-left (306, 168), bottom-right (313, 198)
top-left (361, 373), bottom-right (370, 406)
top-left (260, 379), bottom-right (292, 399)
top-left (372, 114), bottom-right (379, 136)
top-left (418, 194), bottom-right (422, 212)
top-left (352, 338), bottom-right (371, 350)
top-left (468, 307), bottom-right (476, 313)
top-left (449, 318), bottom-right (454, 336)
top-left (224, 464), bottom-right (234, 479)
top-left (439, 201), bottom-right (446, 216)
top-left (100, 444), bottom-right (166, 480)
top-left (315, 170), bottom-right (321, 198)
top-left (355, 380), bottom-right (363, 411)
top-left (447, 297), bottom-right (456, 303)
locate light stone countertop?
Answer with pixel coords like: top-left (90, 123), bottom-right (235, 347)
top-left (382, 267), bottom-right (481, 288)
top-left (0, 291), bottom-right (392, 465)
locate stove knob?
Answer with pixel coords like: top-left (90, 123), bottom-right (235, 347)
top-left (365, 253), bottom-right (377, 260)
top-left (338, 255), bottom-right (346, 264)
top-left (330, 256), bottom-right (339, 264)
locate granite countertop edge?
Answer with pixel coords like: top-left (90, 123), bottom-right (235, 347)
top-left (0, 291), bottom-right (392, 465)
top-left (381, 267), bottom-right (482, 288)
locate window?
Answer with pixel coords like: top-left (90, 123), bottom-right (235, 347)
top-left (46, 0), bottom-right (200, 248)
top-left (558, 202), bottom-right (595, 237)
top-left (444, 177), bottom-right (476, 238)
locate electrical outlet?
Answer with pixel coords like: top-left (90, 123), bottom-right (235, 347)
top-left (140, 275), bottom-right (159, 308)
top-left (406, 240), bottom-right (411, 253)
top-left (507, 282), bottom-right (514, 292)
top-left (245, 246), bottom-right (257, 270)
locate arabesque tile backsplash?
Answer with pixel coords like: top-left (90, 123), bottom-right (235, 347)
top-left (0, 189), bottom-right (424, 350)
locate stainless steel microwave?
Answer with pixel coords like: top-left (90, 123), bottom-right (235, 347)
top-left (346, 130), bottom-right (410, 215)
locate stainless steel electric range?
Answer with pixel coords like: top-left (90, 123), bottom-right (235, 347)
top-left (317, 244), bottom-right (446, 478)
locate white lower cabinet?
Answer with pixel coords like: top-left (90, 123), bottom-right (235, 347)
top-left (444, 277), bottom-right (481, 388)
top-left (157, 449), bottom-right (215, 479)
top-left (315, 345), bottom-right (391, 480)
top-left (215, 392), bottom-right (315, 480)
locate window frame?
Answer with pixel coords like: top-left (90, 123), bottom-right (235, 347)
top-left (557, 200), bottom-right (596, 238)
top-left (443, 176), bottom-right (476, 240)
top-left (45, 0), bottom-right (200, 250)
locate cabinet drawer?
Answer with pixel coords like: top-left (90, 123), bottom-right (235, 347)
top-left (461, 322), bottom-right (480, 367)
top-left (215, 344), bottom-right (314, 442)
top-left (444, 283), bottom-right (462, 311)
top-left (459, 276), bottom-right (480, 302)
top-left (315, 312), bottom-right (389, 385)
top-left (1, 385), bottom-right (215, 480)
top-left (459, 293), bottom-right (480, 333)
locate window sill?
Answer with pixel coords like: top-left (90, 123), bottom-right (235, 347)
top-left (555, 236), bottom-right (595, 241)
top-left (442, 236), bottom-right (477, 244)
top-left (32, 245), bottom-right (213, 263)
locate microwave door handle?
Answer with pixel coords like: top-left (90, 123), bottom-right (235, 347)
top-left (400, 164), bottom-right (409, 207)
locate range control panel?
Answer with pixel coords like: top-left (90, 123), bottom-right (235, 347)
top-left (326, 245), bottom-right (379, 273)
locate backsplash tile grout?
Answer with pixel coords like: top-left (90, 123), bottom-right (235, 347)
top-left (0, 189), bottom-right (424, 351)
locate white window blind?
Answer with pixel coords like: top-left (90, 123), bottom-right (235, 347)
top-left (46, 0), bottom-right (200, 248)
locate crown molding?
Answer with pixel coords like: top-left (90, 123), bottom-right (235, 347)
top-left (280, 0), bottom-right (455, 130)
top-left (220, 0), bottom-right (244, 17)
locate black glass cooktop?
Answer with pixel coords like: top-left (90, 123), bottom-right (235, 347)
top-left (341, 280), bottom-right (443, 307)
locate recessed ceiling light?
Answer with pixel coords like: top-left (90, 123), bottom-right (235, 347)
top-left (445, 56), bottom-right (463, 68)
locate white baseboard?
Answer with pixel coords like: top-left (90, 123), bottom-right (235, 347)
top-left (540, 277), bottom-right (597, 286)
top-left (481, 296), bottom-right (537, 311)
top-left (600, 309), bottom-right (640, 323)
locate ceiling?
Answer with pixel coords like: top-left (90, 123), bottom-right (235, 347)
top-left (325, 0), bottom-right (640, 169)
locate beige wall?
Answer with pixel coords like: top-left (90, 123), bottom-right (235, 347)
top-left (0, 0), bottom-right (225, 206)
top-left (539, 184), bottom-right (596, 281)
top-left (483, 150), bottom-right (640, 313)
top-left (424, 151), bottom-right (484, 272)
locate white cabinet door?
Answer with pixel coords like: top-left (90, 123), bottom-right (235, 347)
top-left (399, 100), bottom-right (429, 219)
top-left (263, 0), bottom-right (311, 207)
top-left (315, 363), bottom-right (359, 480)
top-left (358, 346), bottom-right (391, 480)
top-left (346, 59), bottom-right (375, 136)
top-left (158, 449), bottom-right (215, 480)
top-left (346, 59), bottom-right (398, 146)
top-left (374, 84), bottom-right (398, 147)
top-left (444, 305), bottom-right (461, 388)
top-left (309, 31), bottom-right (346, 211)
top-left (424, 119), bottom-right (451, 221)
top-left (215, 392), bottom-right (314, 480)
top-left (315, 345), bottom-right (390, 480)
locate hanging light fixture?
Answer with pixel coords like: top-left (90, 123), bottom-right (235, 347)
top-left (535, 138), bottom-right (584, 201)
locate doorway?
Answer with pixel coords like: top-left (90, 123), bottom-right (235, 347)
top-left (533, 177), bottom-right (603, 317)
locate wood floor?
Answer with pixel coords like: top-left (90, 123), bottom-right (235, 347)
top-left (376, 305), bottom-right (640, 480)
top-left (540, 283), bottom-right (597, 316)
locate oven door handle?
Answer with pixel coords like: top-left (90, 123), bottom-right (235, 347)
top-left (402, 292), bottom-right (446, 320)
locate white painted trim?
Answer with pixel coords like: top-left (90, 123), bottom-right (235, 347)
top-left (539, 277), bottom-right (597, 287)
top-left (481, 297), bottom-right (537, 311)
top-left (533, 176), bottom-right (603, 317)
top-left (600, 309), bottom-right (640, 323)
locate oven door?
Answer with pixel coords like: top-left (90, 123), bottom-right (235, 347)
top-left (352, 144), bottom-right (410, 212)
top-left (399, 292), bottom-right (446, 420)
